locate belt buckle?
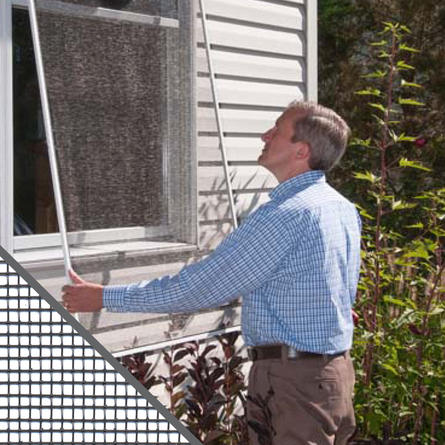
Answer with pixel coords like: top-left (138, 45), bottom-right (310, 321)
top-left (247, 348), bottom-right (258, 361)
top-left (287, 346), bottom-right (297, 359)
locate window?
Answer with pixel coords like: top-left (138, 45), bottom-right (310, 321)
top-left (1, 0), bottom-right (196, 260)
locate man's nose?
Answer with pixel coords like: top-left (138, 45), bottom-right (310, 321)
top-left (262, 127), bottom-right (274, 142)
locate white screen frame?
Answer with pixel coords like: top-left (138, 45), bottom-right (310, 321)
top-left (2, 0), bottom-right (197, 257)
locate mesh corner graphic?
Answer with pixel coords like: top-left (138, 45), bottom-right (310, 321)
top-left (0, 245), bottom-right (202, 445)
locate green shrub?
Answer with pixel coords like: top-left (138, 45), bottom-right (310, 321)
top-left (349, 22), bottom-right (445, 444)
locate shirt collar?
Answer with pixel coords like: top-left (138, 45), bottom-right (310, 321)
top-left (269, 170), bottom-right (326, 202)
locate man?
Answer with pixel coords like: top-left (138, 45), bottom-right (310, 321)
top-left (62, 101), bottom-right (361, 444)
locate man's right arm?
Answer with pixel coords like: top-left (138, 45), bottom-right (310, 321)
top-left (103, 204), bottom-right (293, 314)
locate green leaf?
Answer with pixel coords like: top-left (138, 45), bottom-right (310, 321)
top-left (431, 228), bottom-right (445, 237)
top-left (405, 223), bottom-right (424, 229)
top-left (368, 410), bottom-right (387, 436)
top-left (382, 21), bottom-right (395, 28)
top-left (370, 39), bottom-right (388, 46)
top-left (383, 296), bottom-right (407, 307)
top-left (381, 21), bottom-right (398, 33)
top-left (353, 171), bottom-right (380, 184)
top-left (378, 51), bottom-right (391, 58)
top-left (388, 131), bottom-right (417, 143)
top-left (382, 363), bottom-right (399, 376)
top-left (349, 137), bottom-right (372, 147)
top-left (392, 200), bottom-right (417, 211)
top-left (389, 106), bottom-right (403, 115)
top-left (355, 88), bottom-right (382, 96)
top-left (404, 245), bottom-right (430, 260)
top-left (372, 114), bottom-right (386, 126)
top-left (401, 79), bottom-right (423, 89)
top-left (388, 130), bottom-right (398, 143)
top-left (382, 194), bottom-right (395, 202)
top-left (368, 103), bottom-right (386, 112)
top-left (397, 60), bottom-right (415, 70)
top-left (362, 70), bottom-right (387, 79)
top-left (398, 98), bottom-right (425, 106)
top-left (359, 209), bottom-right (375, 220)
top-left (393, 308), bottom-right (417, 327)
top-left (407, 367), bottom-right (422, 377)
top-left (398, 134), bottom-right (417, 142)
top-left (399, 158), bottom-right (432, 172)
top-left (429, 307), bottom-right (444, 316)
top-left (400, 25), bottom-right (412, 34)
top-left (399, 43), bottom-right (418, 52)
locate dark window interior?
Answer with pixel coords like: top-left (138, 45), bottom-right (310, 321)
top-left (13, 8), bottom-right (57, 235)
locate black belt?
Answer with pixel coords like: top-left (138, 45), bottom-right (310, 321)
top-left (247, 344), bottom-right (347, 361)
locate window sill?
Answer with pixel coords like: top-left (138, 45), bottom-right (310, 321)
top-left (16, 240), bottom-right (198, 273)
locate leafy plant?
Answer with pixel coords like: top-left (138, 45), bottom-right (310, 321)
top-left (215, 332), bottom-right (248, 444)
top-left (350, 22), bottom-right (445, 444)
top-left (181, 341), bottom-right (226, 443)
top-left (119, 351), bottom-right (158, 389)
top-left (121, 334), bottom-right (248, 444)
top-left (158, 345), bottom-right (188, 419)
top-left (182, 335), bottom-right (249, 444)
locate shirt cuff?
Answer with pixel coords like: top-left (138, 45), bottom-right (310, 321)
top-left (103, 285), bottom-right (129, 312)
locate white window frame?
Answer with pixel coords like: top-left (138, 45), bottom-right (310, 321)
top-left (0, 0), bottom-right (14, 254)
top-left (1, 0), bottom-right (197, 259)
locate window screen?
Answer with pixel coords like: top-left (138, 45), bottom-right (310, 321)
top-left (0, 248), bottom-right (201, 444)
top-left (32, 0), bottom-right (190, 234)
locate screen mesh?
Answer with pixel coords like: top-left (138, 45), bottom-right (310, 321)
top-left (34, 0), bottom-right (184, 232)
top-left (0, 251), bottom-right (199, 444)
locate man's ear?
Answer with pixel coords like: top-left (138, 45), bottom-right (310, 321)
top-left (295, 141), bottom-right (311, 160)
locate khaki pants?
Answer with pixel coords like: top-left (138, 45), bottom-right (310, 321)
top-left (246, 352), bottom-right (356, 445)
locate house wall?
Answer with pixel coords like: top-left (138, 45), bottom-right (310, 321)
top-left (195, 0), bottom-right (307, 249)
top-left (19, 0), bottom-right (315, 355)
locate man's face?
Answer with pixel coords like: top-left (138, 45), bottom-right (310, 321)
top-left (258, 109), bottom-right (302, 173)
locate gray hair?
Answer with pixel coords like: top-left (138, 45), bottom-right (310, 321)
top-left (287, 101), bottom-right (351, 171)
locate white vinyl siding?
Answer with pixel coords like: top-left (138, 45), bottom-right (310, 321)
top-left (196, 0), bottom-right (308, 250)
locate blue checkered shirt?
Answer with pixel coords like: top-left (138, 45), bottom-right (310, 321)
top-left (104, 170), bottom-right (362, 354)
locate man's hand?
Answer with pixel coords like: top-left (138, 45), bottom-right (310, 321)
top-left (61, 269), bottom-right (104, 313)
top-left (352, 309), bottom-right (359, 326)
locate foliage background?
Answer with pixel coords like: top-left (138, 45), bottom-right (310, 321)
top-left (319, 1), bottom-right (445, 443)
top-left (319, 0), bottom-right (445, 193)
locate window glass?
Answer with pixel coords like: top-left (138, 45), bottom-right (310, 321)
top-left (13, 8), bottom-right (58, 235)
